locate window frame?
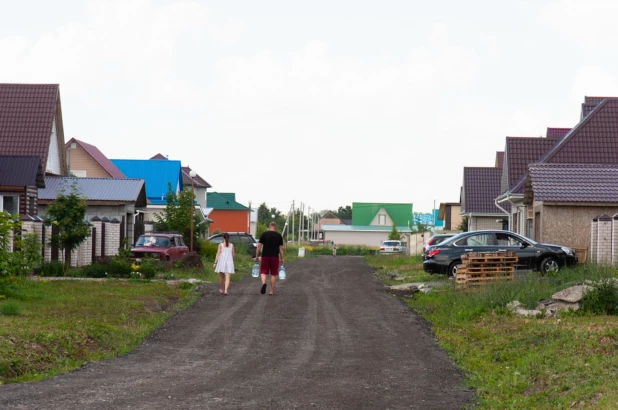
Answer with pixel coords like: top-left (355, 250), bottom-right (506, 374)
top-left (0, 194), bottom-right (19, 215)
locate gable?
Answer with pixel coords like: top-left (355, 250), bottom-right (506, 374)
top-left (0, 83), bottom-right (66, 175)
top-left (351, 202), bottom-right (412, 226)
top-left (69, 138), bottom-right (125, 178)
top-left (461, 167), bottom-right (505, 214)
top-left (503, 137), bottom-right (560, 194)
top-left (369, 207), bottom-right (394, 226)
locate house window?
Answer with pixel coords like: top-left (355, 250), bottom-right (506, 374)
top-left (378, 215), bottom-right (386, 225)
top-left (0, 195), bottom-right (19, 215)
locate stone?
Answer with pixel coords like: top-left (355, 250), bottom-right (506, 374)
top-left (389, 283), bottom-right (419, 292)
top-left (515, 308), bottom-right (542, 317)
top-left (552, 285), bottom-right (593, 303)
top-left (536, 299), bottom-right (580, 315)
top-left (506, 300), bottom-right (523, 313)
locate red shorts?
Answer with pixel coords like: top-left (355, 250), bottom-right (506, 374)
top-left (260, 256), bottom-right (279, 275)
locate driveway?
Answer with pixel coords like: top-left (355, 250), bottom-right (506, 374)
top-left (0, 257), bottom-right (474, 409)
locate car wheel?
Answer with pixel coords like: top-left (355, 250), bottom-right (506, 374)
top-left (539, 256), bottom-right (559, 275)
top-left (448, 261), bottom-right (461, 277)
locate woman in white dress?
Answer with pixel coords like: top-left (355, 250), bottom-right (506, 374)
top-left (213, 233), bottom-right (235, 295)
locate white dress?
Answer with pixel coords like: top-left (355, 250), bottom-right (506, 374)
top-left (215, 243), bottom-right (235, 273)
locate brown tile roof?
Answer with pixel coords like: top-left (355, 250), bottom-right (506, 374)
top-left (539, 98), bottom-right (618, 164)
top-left (182, 166), bottom-right (211, 188)
top-left (150, 153), bottom-right (167, 160)
top-left (546, 127), bottom-right (571, 138)
top-left (504, 137), bottom-right (560, 194)
top-left (0, 156), bottom-right (45, 187)
top-left (528, 164), bottom-right (618, 203)
top-left (495, 151), bottom-right (504, 169)
top-left (461, 167), bottom-right (506, 214)
top-left (67, 138), bottom-right (125, 178)
top-left (0, 84), bottom-right (61, 173)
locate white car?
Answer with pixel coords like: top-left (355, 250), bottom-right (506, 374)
top-left (379, 240), bottom-right (407, 254)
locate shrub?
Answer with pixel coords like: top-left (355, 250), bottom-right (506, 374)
top-left (580, 280), bottom-right (618, 315)
top-left (200, 240), bottom-right (218, 259)
top-left (82, 263), bottom-right (108, 278)
top-left (0, 300), bottom-right (22, 316)
top-left (38, 261), bottom-right (65, 277)
top-left (106, 258), bottom-right (133, 277)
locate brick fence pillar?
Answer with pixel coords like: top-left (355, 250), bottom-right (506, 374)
top-left (597, 214), bottom-right (612, 264)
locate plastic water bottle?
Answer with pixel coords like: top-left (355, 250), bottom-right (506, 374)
top-left (252, 262), bottom-right (260, 278)
top-left (278, 264), bottom-right (286, 280)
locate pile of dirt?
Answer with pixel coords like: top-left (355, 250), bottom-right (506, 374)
top-left (180, 251), bottom-right (203, 269)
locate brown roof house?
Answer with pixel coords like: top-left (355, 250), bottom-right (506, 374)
top-left (520, 97), bottom-right (618, 258)
top-left (495, 133), bottom-right (562, 237)
top-left (0, 83), bottom-right (68, 176)
top-left (460, 165), bottom-right (506, 231)
top-left (65, 138), bottom-right (125, 178)
top-left (0, 156), bottom-right (45, 216)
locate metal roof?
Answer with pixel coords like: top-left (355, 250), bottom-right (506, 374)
top-left (351, 202), bottom-right (413, 226)
top-left (0, 156), bottom-right (45, 187)
top-left (207, 192), bottom-right (249, 210)
top-left (321, 224), bottom-right (412, 232)
top-left (39, 177), bottom-right (147, 206)
top-left (67, 138), bottom-right (125, 178)
top-left (110, 159), bottom-right (182, 201)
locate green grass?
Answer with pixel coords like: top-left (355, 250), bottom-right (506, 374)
top-left (365, 253), bottom-right (438, 283)
top-left (0, 277), bottom-right (200, 385)
top-left (395, 264), bottom-right (618, 408)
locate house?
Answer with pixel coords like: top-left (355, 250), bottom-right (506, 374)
top-left (181, 166), bottom-right (211, 209)
top-left (495, 135), bottom-right (561, 236)
top-left (206, 192), bottom-right (250, 236)
top-left (65, 138), bottom-right (125, 178)
top-left (460, 165), bottom-right (506, 231)
top-left (518, 97), bottom-right (618, 254)
top-left (38, 177), bottom-right (147, 246)
top-left (322, 202), bottom-right (414, 246)
top-left (110, 159), bottom-right (183, 229)
top-left (0, 83), bottom-right (68, 177)
top-left (437, 202), bottom-right (462, 231)
top-left (0, 156), bottom-right (45, 215)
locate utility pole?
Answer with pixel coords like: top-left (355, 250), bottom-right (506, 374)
top-left (292, 200), bottom-right (295, 243)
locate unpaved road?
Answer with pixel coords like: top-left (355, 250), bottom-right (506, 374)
top-left (0, 257), bottom-right (474, 409)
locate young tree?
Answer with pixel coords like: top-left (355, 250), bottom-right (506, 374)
top-left (44, 183), bottom-right (90, 273)
top-left (388, 223), bottom-right (400, 240)
top-left (336, 205), bottom-right (352, 219)
top-left (456, 216), bottom-right (469, 232)
top-left (154, 183), bottom-right (200, 246)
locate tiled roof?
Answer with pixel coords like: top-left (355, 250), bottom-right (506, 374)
top-left (528, 164), bottom-right (618, 203)
top-left (585, 96), bottom-right (610, 105)
top-left (207, 192), bottom-right (249, 210)
top-left (39, 177), bottom-right (146, 206)
top-left (546, 127), bottom-right (571, 138)
top-left (150, 153), bottom-right (167, 160)
top-left (110, 159), bottom-right (183, 201)
top-left (495, 151), bottom-right (504, 169)
top-left (0, 84), bottom-right (60, 172)
top-left (462, 167), bottom-right (505, 214)
top-left (0, 156), bottom-right (45, 187)
top-left (504, 137), bottom-right (560, 193)
top-left (581, 103), bottom-right (599, 119)
top-left (539, 98), bottom-right (618, 165)
top-left (67, 138), bottom-right (125, 178)
top-left (181, 166), bottom-right (211, 188)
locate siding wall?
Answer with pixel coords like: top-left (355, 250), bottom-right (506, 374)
top-left (369, 208), bottom-right (394, 227)
top-left (67, 145), bottom-right (111, 177)
top-left (323, 230), bottom-right (388, 247)
top-left (208, 209), bottom-right (251, 235)
top-left (47, 118), bottom-right (62, 175)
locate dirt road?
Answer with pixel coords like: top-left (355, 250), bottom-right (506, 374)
top-left (0, 257), bottom-right (474, 409)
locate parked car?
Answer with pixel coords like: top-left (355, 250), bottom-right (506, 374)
top-left (208, 232), bottom-right (258, 258)
top-left (131, 233), bottom-right (189, 262)
top-left (422, 230), bottom-right (577, 276)
top-left (379, 240), bottom-right (407, 254)
top-left (422, 233), bottom-right (456, 255)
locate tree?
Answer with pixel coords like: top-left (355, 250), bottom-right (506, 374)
top-left (388, 223), bottom-right (400, 240)
top-left (0, 212), bottom-right (41, 280)
top-left (154, 183), bottom-right (202, 247)
top-left (336, 205), bottom-right (352, 219)
top-left (456, 216), bottom-right (469, 232)
top-left (44, 182), bottom-right (90, 272)
top-left (256, 203), bottom-right (286, 235)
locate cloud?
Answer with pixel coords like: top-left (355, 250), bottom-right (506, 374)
top-left (570, 66), bottom-right (618, 101)
top-left (541, 0), bottom-right (618, 48)
top-left (209, 18), bottom-right (246, 45)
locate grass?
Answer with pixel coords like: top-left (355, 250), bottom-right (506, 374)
top-left (391, 263), bottom-right (618, 408)
top-left (365, 253), bottom-right (438, 283)
top-left (0, 277), bottom-right (200, 385)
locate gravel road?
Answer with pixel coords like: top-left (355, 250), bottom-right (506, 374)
top-left (0, 256), bottom-right (474, 409)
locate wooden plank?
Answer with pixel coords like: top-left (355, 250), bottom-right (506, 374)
top-left (465, 266), bottom-right (515, 274)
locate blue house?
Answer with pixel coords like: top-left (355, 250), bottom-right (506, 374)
top-left (111, 159), bottom-right (183, 227)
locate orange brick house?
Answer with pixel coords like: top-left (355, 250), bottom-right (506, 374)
top-left (206, 192), bottom-right (250, 236)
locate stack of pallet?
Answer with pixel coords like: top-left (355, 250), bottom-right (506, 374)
top-left (455, 251), bottom-right (518, 286)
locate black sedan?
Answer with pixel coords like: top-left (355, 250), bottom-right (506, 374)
top-left (423, 230), bottom-right (578, 276)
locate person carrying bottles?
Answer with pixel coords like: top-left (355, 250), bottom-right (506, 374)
top-left (255, 222), bottom-right (284, 295)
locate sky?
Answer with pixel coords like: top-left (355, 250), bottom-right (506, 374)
top-left (1, 0), bottom-right (617, 215)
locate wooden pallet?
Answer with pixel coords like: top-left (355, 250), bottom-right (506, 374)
top-left (456, 251), bottom-right (517, 286)
top-left (463, 251), bottom-right (516, 258)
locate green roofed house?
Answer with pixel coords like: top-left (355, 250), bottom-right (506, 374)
top-left (322, 202), bottom-right (413, 247)
top-left (206, 192), bottom-right (250, 236)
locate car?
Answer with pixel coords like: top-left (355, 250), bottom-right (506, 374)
top-left (130, 233), bottom-right (189, 262)
top-left (422, 230), bottom-right (577, 276)
top-left (208, 232), bottom-right (258, 258)
top-left (422, 234), bottom-right (456, 256)
top-left (379, 240), bottom-right (407, 254)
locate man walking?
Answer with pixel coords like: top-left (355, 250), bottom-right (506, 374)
top-left (255, 222), bottom-right (284, 295)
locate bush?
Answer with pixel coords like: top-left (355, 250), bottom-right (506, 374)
top-left (107, 258), bottom-right (133, 277)
top-left (38, 261), bottom-right (65, 277)
top-left (82, 263), bottom-right (108, 278)
top-left (580, 281), bottom-right (618, 315)
top-left (0, 300), bottom-right (22, 316)
top-left (200, 240), bottom-right (218, 259)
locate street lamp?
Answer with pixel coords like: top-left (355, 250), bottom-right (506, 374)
top-left (189, 169), bottom-right (197, 252)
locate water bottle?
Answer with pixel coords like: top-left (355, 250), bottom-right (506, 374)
top-left (252, 261), bottom-right (260, 278)
top-left (278, 264), bottom-right (286, 280)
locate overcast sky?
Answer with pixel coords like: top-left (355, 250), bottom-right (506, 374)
top-left (1, 0), bottom-right (616, 214)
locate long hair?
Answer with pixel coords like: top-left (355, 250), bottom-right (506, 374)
top-left (223, 232), bottom-right (230, 247)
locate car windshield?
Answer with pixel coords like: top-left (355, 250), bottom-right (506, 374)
top-left (136, 236), bottom-right (169, 247)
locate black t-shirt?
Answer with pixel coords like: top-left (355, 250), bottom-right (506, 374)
top-left (259, 230), bottom-right (283, 257)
